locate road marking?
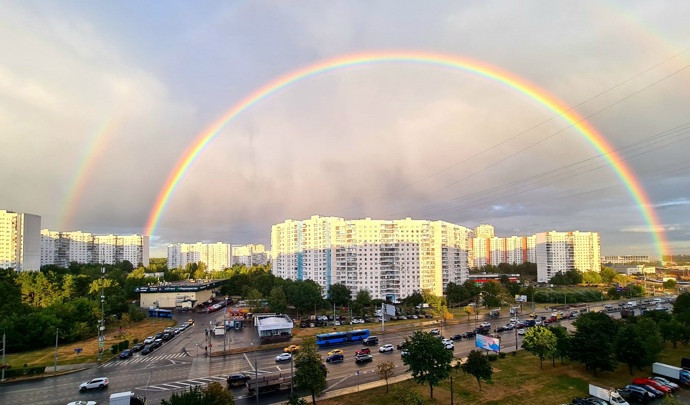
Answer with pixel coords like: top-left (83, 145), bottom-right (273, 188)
top-left (276, 365), bottom-right (282, 371)
top-left (325, 374), bottom-right (352, 392)
top-left (243, 352), bottom-right (254, 370)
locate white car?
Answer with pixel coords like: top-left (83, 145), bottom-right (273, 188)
top-left (429, 328), bottom-right (440, 335)
top-left (79, 377), bottom-right (108, 391)
top-left (441, 339), bottom-right (453, 346)
top-left (379, 344), bottom-right (394, 353)
top-left (444, 342), bottom-right (454, 350)
top-left (480, 322), bottom-right (491, 328)
top-left (143, 336), bottom-right (154, 344)
top-left (67, 401), bottom-right (98, 405)
top-left (509, 317), bottom-right (519, 323)
top-left (517, 328), bottom-right (526, 335)
top-left (275, 353), bottom-right (292, 362)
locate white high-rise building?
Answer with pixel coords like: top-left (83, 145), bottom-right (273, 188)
top-left (0, 210), bottom-right (41, 271)
top-left (271, 216), bottom-right (471, 300)
top-left (232, 244), bottom-right (269, 267)
top-left (167, 242), bottom-right (231, 272)
top-left (470, 225), bottom-right (536, 268)
top-left (41, 230), bottom-right (149, 267)
top-left (536, 231), bottom-right (600, 282)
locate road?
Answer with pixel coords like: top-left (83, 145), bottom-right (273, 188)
top-left (0, 298), bottom-right (672, 405)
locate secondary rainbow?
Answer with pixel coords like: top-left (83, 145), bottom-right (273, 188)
top-left (145, 50), bottom-right (670, 258)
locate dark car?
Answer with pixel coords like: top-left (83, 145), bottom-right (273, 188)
top-left (450, 334), bottom-right (463, 341)
top-left (154, 333), bottom-right (164, 339)
top-left (326, 354), bottom-right (344, 364)
top-left (141, 344), bottom-right (154, 355)
top-left (119, 349), bottom-right (133, 359)
top-left (226, 373), bottom-right (250, 387)
top-left (355, 354), bottom-right (373, 364)
top-left (617, 388), bottom-right (647, 403)
top-left (463, 331), bottom-right (477, 338)
top-left (363, 336), bottom-right (379, 346)
top-left (131, 343), bottom-right (144, 352)
top-left (162, 332), bottom-right (173, 341)
top-left (152, 338), bottom-right (163, 348)
top-left (397, 341), bottom-right (408, 350)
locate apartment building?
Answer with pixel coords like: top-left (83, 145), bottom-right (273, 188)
top-left (536, 231), bottom-right (601, 282)
top-left (0, 210), bottom-right (41, 271)
top-left (41, 230), bottom-right (149, 267)
top-left (470, 225), bottom-right (536, 268)
top-left (231, 244), bottom-right (269, 267)
top-left (167, 242), bottom-right (231, 272)
top-left (271, 216), bottom-right (471, 300)
top-left (602, 255), bottom-right (651, 264)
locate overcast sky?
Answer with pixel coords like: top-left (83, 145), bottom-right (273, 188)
top-left (2, 1), bottom-right (690, 258)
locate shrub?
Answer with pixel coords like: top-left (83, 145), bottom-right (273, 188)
top-left (499, 352), bottom-right (506, 359)
top-left (4, 365), bottom-right (45, 378)
top-left (488, 354), bottom-right (498, 361)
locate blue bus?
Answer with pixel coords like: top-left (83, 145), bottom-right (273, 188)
top-left (148, 308), bottom-right (173, 318)
top-left (316, 329), bottom-right (370, 347)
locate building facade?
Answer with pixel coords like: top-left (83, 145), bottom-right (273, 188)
top-left (0, 210), bottom-right (41, 271)
top-left (602, 255), bottom-right (652, 264)
top-left (231, 244), bottom-right (269, 267)
top-left (271, 216), bottom-right (472, 300)
top-left (167, 242), bottom-right (231, 272)
top-left (41, 230), bottom-right (149, 267)
top-left (469, 224), bottom-right (536, 268)
top-left (536, 231), bottom-right (601, 282)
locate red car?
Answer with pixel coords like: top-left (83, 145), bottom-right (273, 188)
top-left (355, 347), bottom-right (371, 356)
top-left (633, 377), bottom-right (672, 394)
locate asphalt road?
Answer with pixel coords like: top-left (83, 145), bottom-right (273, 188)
top-left (0, 298), bottom-right (674, 405)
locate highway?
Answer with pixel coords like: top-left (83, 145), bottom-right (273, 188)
top-left (0, 298), bottom-right (672, 405)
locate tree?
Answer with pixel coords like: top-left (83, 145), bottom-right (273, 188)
top-left (402, 330), bottom-right (453, 399)
top-left (328, 283), bottom-right (351, 307)
top-left (463, 305), bottom-right (475, 321)
top-left (287, 280), bottom-right (323, 314)
top-left (445, 282), bottom-right (468, 307)
top-left (615, 323), bottom-right (647, 375)
top-left (673, 292), bottom-right (690, 325)
top-left (570, 312), bottom-right (618, 376)
top-left (582, 271), bottom-right (602, 285)
top-left (268, 286), bottom-right (287, 314)
top-left (294, 337), bottom-right (327, 404)
top-left (549, 325), bottom-right (571, 365)
top-left (402, 291), bottom-right (423, 308)
top-left (521, 326), bottom-right (556, 369)
top-left (659, 319), bottom-right (687, 348)
top-left (245, 288), bottom-right (264, 313)
top-left (376, 360), bottom-right (395, 393)
top-left (600, 266), bottom-right (617, 284)
top-left (161, 381), bottom-right (234, 405)
top-left (461, 350), bottom-right (493, 391)
top-left (663, 279), bottom-right (678, 290)
top-left (638, 318), bottom-right (664, 366)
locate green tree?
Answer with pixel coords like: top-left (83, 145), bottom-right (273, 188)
top-left (549, 325), bottom-right (571, 365)
top-left (521, 326), bottom-right (556, 369)
top-left (663, 279), bottom-right (678, 289)
top-left (268, 286), bottom-right (287, 314)
top-left (402, 330), bottom-right (453, 399)
top-left (376, 360), bottom-right (395, 393)
top-left (638, 318), bottom-right (664, 366)
top-left (402, 291), bottom-right (423, 308)
top-left (582, 271), bottom-right (602, 285)
top-left (445, 282), bottom-right (468, 307)
top-left (328, 283), bottom-right (351, 307)
top-left (294, 337), bottom-right (327, 404)
top-left (393, 387), bottom-right (425, 405)
top-left (607, 287), bottom-right (622, 300)
top-left (287, 280), bottom-right (323, 315)
top-left (570, 312), bottom-right (618, 376)
top-left (600, 266), bottom-right (618, 284)
top-left (615, 323), bottom-right (647, 374)
top-left (659, 318), bottom-right (687, 348)
top-left (245, 288), bottom-right (264, 313)
top-left (353, 289), bottom-right (372, 316)
top-left (461, 350), bottom-right (493, 391)
top-left (673, 292), bottom-right (690, 325)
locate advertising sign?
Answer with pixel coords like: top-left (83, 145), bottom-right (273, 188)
top-left (515, 295), bottom-right (527, 302)
top-left (475, 334), bottom-right (501, 353)
top-left (384, 304), bottom-right (396, 316)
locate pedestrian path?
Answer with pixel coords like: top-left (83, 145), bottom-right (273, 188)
top-left (103, 352), bottom-right (190, 368)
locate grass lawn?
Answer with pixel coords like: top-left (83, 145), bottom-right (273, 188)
top-left (4, 318), bottom-right (176, 369)
top-left (318, 343), bottom-right (689, 404)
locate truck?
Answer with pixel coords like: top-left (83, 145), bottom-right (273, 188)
top-left (682, 357), bottom-right (690, 371)
top-left (109, 391), bottom-right (145, 405)
top-left (588, 384), bottom-right (629, 404)
top-left (653, 362), bottom-right (690, 385)
top-left (246, 372), bottom-right (291, 396)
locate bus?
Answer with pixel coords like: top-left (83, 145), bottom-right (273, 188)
top-left (148, 308), bottom-right (173, 318)
top-left (315, 329), bottom-right (370, 347)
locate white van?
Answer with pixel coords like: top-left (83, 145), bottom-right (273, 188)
top-left (627, 301), bottom-right (637, 307)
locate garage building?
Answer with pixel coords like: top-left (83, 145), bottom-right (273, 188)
top-left (136, 279), bottom-right (226, 309)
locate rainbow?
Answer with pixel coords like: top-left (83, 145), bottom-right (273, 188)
top-left (144, 51), bottom-right (670, 258)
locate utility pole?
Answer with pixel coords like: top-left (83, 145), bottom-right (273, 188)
top-left (290, 353), bottom-right (294, 397)
top-left (254, 340), bottom-right (259, 405)
top-left (54, 328), bottom-right (59, 372)
top-left (2, 331), bottom-right (6, 381)
top-left (381, 303), bottom-right (385, 332)
top-left (98, 265), bottom-right (105, 365)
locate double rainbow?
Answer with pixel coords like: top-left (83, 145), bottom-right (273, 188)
top-left (144, 51), bottom-right (669, 258)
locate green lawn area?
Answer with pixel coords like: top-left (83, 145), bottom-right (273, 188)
top-left (4, 318), bottom-right (176, 369)
top-left (319, 343), bottom-right (689, 404)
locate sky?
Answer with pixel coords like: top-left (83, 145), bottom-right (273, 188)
top-left (1, 1), bottom-right (690, 258)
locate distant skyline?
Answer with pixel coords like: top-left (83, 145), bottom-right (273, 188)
top-left (2, 1), bottom-right (690, 258)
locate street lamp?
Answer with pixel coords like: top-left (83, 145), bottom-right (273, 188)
top-left (98, 265), bottom-right (106, 365)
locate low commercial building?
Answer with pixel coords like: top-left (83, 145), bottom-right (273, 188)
top-left (135, 279), bottom-right (226, 309)
top-left (255, 314), bottom-right (293, 344)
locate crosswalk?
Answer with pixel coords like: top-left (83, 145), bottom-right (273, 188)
top-left (103, 352), bottom-right (190, 368)
top-left (137, 369), bottom-right (274, 393)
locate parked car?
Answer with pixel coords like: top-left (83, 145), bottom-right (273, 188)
top-left (450, 334), bottom-right (463, 341)
top-left (67, 401), bottom-right (98, 405)
top-left (143, 336), bottom-right (154, 344)
top-left (162, 332), bottom-right (173, 341)
top-left (118, 349), bottom-right (133, 359)
top-left (632, 383), bottom-right (663, 398)
top-left (326, 353), bottom-right (344, 363)
top-left (355, 354), bottom-right (373, 364)
top-left (517, 328), bottom-right (526, 335)
top-left (226, 373), bottom-right (251, 387)
top-left (625, 384), bottom-right (657, 400)
top-left (275, 353), bottom-right (292, 362)
top-left (141, 344), bottom-right (155, 355)
top-left (379, 344), bottom-right (394, 353)
top-left (131, 343), bottom-right (144, 352)
top-left (463, 331), bottom-right (477, 339)
top-left (633, 378), bottom-right (671, 394)
top-left (152, 338), bottom-right (163, 348)
top-left (429, 328), bottom-right (440, 335)
top-left (355, 347), bottom-right (371, 356)
top-left (397, 341), bottom-right (408, 350)
top-left (400, 350), bottom-right (409, 358)
top-left (651, 376), bottom-right (679, 391)
top-left (79, 377), bottom-right (108, 392)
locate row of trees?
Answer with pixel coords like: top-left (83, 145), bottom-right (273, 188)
top-left (522, 292), bottom-right (690, 375)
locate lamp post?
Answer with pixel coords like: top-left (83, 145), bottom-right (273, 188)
top-left (98, 265), bottom-right (105, 365)
top-left (252, 340), bottom-right (259, 405)
top-left (54, 327), bottom-right (59, 372)
top-left (290, 352), bottom-right (294, 397)
top-left (2, 330), bottom-right (6, 381)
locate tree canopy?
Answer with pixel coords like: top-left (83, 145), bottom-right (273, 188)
top-left (521, 326), bottom-right (556, 369)
top-left (294, 337), bottom-right (327, 404)
top-left (570, 312), bottom-right (618, 376)
top-left (402, 330), bottom-right (453, 399)
top-left (461, 350), bottom-right (493, 390)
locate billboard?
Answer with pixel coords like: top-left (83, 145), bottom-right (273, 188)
top-left (384, 304), bottom-right (396, 316)
top-left (515, 295), bottom-right (527, 302)
top-left (475, 334), bottom-right (501, 353)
